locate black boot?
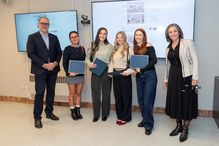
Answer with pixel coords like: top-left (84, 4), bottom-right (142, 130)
top-left (169, 120), bottom-right (183, 136)
top-left (76, 107), bottom-right (83, 119)
top-left (70, 108), bottom-right (79, 120)
top-left (179, 121), bottom-right (189, 142)
top-left (179, 128), bottom-right (188, 142)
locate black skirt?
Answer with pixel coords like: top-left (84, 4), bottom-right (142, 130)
top-left (165, 43), bottom-right (198, 121)
top-left (165, 66), bottom-right (198, 120)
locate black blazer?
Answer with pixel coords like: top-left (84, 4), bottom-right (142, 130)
top-left (27, 31), bottom-right (62, 74)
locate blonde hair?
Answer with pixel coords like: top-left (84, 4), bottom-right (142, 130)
top-left (112, 31), bottom-right (129, 59)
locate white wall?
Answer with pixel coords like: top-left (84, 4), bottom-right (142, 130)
top-left (194, 0), bottom-right (219, 110)
top-left (0, 0), bottom-right (219, 110)
top-left (0, 0), bottom-right (74, 98)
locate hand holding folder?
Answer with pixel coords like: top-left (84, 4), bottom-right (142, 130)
top-left (69, 72), bottom-right (79, 77)
top-left (68, 60), bottom-right (85, 74)
top-left (130, 55), bottom-right (149, 69)
top-left (89, 58), bottom-right (107, 77)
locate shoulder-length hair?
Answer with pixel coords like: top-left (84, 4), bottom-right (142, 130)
top-left (165, 23), bottom-right (184, 42)
top-left (133, 28), bottom-right (147, 55)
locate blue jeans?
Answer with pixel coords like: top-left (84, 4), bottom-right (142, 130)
top-left (136, 70), bottom-right (157, 129)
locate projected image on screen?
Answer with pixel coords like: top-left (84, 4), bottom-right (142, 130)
top-left (127, 1), bottom-right (144, 24)
top-left (15, 10), bottom-right (78, 52)
top-left (92, 0), bottom-right (195, 58)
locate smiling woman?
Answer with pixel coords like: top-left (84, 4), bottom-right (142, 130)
top-left (108, 31), bottom-right (133, 125)
top-left (63, 31), bottom-right (86, 121)
top-left (164, 23), bottom-right (199, 142)
top-left (86, 27), bottom-right (114, 122)
top-left (132, 28), bottom-right (158, 136)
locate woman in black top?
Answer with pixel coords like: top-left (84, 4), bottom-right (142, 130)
top-left (133, 28), bottom-right (157, 135)
top-left (63, 31), bottom-right (86, 120)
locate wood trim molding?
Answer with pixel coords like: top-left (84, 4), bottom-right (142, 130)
top-left (0, 96), bottom-right (213, 117)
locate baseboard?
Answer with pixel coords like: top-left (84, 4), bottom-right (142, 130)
top-left (0, 96), bottom-right (213, 117)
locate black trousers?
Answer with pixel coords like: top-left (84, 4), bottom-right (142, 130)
top-left (34, 72), bottom-right (58, 119)
top-left (113, 75), bottom-right (132, 122)
top-left (91, 69), bottom-right (112, 118)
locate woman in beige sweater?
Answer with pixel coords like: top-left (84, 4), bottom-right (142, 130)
top-left (86, 27), bottom-right (114, 122)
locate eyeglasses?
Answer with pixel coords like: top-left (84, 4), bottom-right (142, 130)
top-left (70, 36), bottom-right (79, 39)
top-left (40, 22), bottom-right (50, 26)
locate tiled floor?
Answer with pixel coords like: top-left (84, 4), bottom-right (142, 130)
top-left (0, 102), bottom-right (218, 146)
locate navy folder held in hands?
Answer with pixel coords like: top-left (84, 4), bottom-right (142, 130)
top-left (130, 55), bottom-right (149, 69)
top-left (68, 60), bottom-right (85, 74)
top-left (89, 58), bottom-right (107, 77)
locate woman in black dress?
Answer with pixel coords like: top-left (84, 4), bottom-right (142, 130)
top-left (164, 23), bottom-right (199, 142)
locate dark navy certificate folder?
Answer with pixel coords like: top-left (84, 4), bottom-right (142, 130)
top-left (89, 58), bottom-right (107, 77)
top-left (68, 60), bottom-right (85, 74)
top-left (130, 55), bottom-right (149, 69)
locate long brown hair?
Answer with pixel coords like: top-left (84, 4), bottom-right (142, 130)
top-left (90, 27), bottom-right (109, 61)
top-left (93, 27), bottom-right (109, 50)
top-left (133, 28), bottom-right (147, 55)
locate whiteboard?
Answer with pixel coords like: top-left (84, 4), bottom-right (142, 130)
top-left (92, 0), bottom-right (195, 58)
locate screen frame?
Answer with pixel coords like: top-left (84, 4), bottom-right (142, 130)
top-left (91, 0), bottom-right (196, 58)
top-left (14, 10), bottom-right (78, 52)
